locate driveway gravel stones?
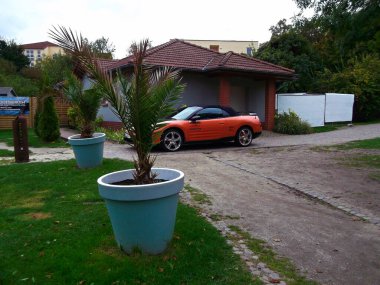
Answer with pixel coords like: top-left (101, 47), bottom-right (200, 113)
top-left (155, 148), bottom-right (380, 285)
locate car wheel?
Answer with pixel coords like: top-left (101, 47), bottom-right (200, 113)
top-left (235, 127), bottom-right (253, 147)
top-left (161, 129), bottom-right (183, 151)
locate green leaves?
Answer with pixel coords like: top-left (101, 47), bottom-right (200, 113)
top-left (62, 72), bottom-right (103, 138)
top-left (50, 28), bottom-right (185, 183)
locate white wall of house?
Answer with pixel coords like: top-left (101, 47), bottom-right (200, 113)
top-left (179, 73), bottom-right (219, 107)
top-left (247, 80), bottom-right (265, 120)
top-left (184, 40), bottom-right (259, 55)
top-left (179, 74), bottom-right (265, 121)
top-left (230, 77), bottom-right (265, 120)
top-left (82, 74), bottom-right (120, 122)
top-left (83, 72), bottom-right (267, 123)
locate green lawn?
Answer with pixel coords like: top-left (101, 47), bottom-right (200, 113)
top-left (337, 137), bottom-right (380, 181)
top-left (313, 119), bottom-right (380, 134)
top-left (312, 122), bottom-right (349, 133)
top-left (312, 125), bottom-right (340, 133)
top-left (0, 129), bottom-right (67, 148)
top-left (0, 159), bottom-right (259, 285)
top-left (336, 137), bottom-right (380, 150)
top-left (0, 149), bottom-right (14, 157)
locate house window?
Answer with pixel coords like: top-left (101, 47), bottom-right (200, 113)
top-left (25, 50), bottom-right (35, 66)
top-left (26, 50), bottom-right (34, 59)
top-left (246, 47), bottom-right (253, 56)
top-left (209, 45), bottom-right (219, 52)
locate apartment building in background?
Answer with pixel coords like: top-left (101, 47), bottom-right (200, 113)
top-left (183, 39), bottom-right (259, 56)
top-left (21, 41), bottom-right (64, 66)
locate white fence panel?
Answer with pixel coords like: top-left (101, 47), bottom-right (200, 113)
top-left (325, 93), bottom-right (354, 122)
top-left (277, 94), bottom-right (325, 127)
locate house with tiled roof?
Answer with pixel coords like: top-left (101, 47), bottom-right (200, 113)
top-left (183, 39), bottom-right (259, 56)
top-left (21, 41), bottom-right (64, 67)
top-left (0, 87), bottom-right (17, 97)
top-left (104, 39), bottom-right (295, 130)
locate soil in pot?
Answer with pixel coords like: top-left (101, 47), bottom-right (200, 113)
top-left (111, 179), bottom-right (167, 186)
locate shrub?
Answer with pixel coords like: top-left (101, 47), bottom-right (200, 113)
top-left (37, 96), bottom-right (60, 141)
top-left (95, 115), bottom-right (104, 128)
top-left (273, 110), bottom-right (313, 135)
top-left (34, 111), bottom-right (41, 136)
top-left (96, 127), bottom-right (126, 144)
top-left (67, 106), bottom-right (81, 129)
top-left (63, 73), bottom-right (103, 138)
top-left (315, 54), bottom-right (380, 121)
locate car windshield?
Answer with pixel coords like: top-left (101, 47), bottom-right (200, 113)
top-left (172, 106), bottom-right (202, 120)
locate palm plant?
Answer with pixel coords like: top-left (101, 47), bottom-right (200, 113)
top-left (50, 26), bottom-right (185, 184)
top-left (63, 72), bottom-right (103, 138)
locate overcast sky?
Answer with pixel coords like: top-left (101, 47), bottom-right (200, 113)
top-left (0, 0), bottom-right (311, 59)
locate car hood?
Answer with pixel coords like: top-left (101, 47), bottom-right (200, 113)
top-left (157, 119), bottom-right (176, 126)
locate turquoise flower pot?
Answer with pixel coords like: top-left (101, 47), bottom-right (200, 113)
top-left (68, 133), bottom-right (106, 168)
top-left (97, 168), bottom-right (184, 254)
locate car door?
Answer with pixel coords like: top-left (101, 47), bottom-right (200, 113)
top-left (187, 108), bottom-right (226, 141)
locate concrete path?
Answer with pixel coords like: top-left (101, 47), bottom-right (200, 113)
top-left (60, 122), bottom-right (380, 156)
top-left (253, 123), bottom-right (380, 148)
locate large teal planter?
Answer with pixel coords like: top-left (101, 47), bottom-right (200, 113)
top-left (97, 168), bottom-right (184, 254)
top-left (68, 133), bottom-right (106, 168)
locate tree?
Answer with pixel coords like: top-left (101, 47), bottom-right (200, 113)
top-left (316, 55), bottom-right (380, 121)
top-left (37, 96), bottom-right (60, 142)
top-left (50, 26), bottom-right (185, 184)
top-left (127, 40), bottom-right (152, 56)
top-left (63, 73), bottom-right (103, 138)
top-left (0, 58), bottom-right (39, 96)
top-left (254, 0), bottom-right (380, 120)
top-left (84, 36), bottom-right (115, 59)
top-left (0, 39), bottom-right (29, 70)
top-left (33, 54), bottom-right (72, 137)
top-left (255, 20), bottom-right (322, 92)
top-left (37, 54), bottom-right (73, 88)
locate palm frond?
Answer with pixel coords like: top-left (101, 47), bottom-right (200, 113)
top-left (50, 28), bottom-right (186, 183)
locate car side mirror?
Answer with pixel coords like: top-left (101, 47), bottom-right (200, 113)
top-left (190, 115), bottom-right (200, 122)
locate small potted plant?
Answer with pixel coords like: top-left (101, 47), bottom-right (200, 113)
top-left (51, 27), bottom-right (185, 254)
top-left (63, 72), bottom-right (106, 168)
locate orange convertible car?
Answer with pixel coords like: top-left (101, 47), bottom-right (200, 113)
top-left (150, 105), bottom-right (262, 151)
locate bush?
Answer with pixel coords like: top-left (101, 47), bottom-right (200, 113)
top-left (34, 111), bottom-right (41, 136)
top-left (96, 127), bottom-right (126, 144)
top-left (95, 115), bottom-right (104, 128)
top-left (67, 106), bottom-right (81, 129)
top-left (273, 110), bottom-right (313, 135)
top-left (37, 96), bottom-right (60, 141)
top-left (315, 55), bottom-right (380, 121)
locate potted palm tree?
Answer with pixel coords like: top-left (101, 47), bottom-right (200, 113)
top-left (50, 27), bottom-right (185, 254)
top-left (62, 73), bottom-right (105, 168)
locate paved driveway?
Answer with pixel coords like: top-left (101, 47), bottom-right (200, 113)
top-left (154, 145), bottom-right (380, 285)
top-left (152, 123), bottom-right (380, 285)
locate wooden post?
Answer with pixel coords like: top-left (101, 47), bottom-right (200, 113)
top-left (13, 116), bottom-right (29, 163)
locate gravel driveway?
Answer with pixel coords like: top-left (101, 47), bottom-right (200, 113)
top-left (152, 123), bottom-right (380, 285)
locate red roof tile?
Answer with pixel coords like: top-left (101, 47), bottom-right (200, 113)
top-left (109, 39), bottom-right (295, 78)
top-left (21, 41), bottom-right (59, 49)
top-left (96, 58), bottom-right (118, 72)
